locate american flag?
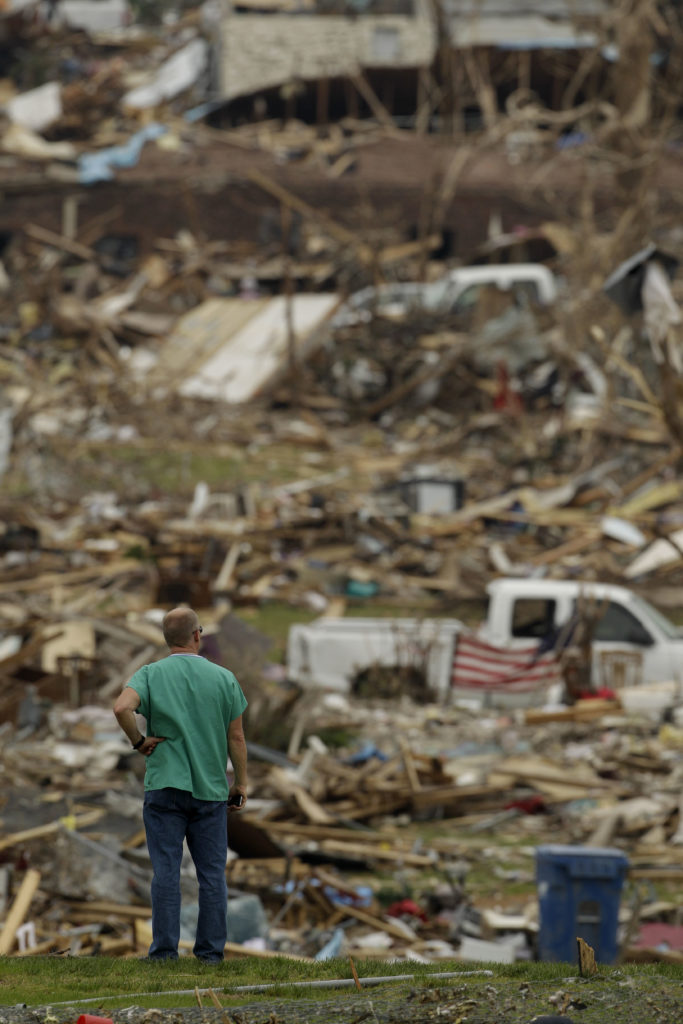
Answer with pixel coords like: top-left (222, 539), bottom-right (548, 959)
top-left (451, 632), bottom-right (563, 693)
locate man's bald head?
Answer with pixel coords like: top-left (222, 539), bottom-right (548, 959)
top-left (162, 607), bottom-right (200, 649)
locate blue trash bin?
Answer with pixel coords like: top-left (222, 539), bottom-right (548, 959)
top-left (536, 844), bottom-right (629, 964)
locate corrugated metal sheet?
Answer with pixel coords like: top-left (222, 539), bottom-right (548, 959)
top-left (444, 0), bottom-right (604, 15)
top-left (450, 14), bottom-right (598, 48)
top-left (444, 0), bottom-right (606, 49)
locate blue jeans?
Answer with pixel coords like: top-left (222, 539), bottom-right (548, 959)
top-left (143, 788), bottom-right (228, 961)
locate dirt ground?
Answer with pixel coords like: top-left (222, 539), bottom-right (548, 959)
top-left (6, 129), bottom-right (683, 259)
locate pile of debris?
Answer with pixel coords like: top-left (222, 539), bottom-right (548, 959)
top-left (2, 0), bottom-right (683, 972)
top-left (1, 681), bottom-right (683, 963)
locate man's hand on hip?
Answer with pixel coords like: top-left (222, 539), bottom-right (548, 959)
top-left (138, 736), bottom-right (165, 756)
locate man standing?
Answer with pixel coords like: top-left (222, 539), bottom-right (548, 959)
top-left (114, 606), bottom-right (248, 963)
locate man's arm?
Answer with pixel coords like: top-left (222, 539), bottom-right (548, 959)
top-left (113, 686), bottom-right (165, 757)
top-left (227, 714), bottom-right (248, 811)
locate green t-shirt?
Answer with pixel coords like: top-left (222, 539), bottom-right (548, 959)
top-left (128, 654), bottom-right (247, 801)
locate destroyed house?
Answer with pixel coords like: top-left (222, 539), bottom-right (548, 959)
top-left (209, 0), bottom-right (610, 127)
top-left (211, 0), bottom-right (437, 123)
top-left (442, 0), bottom-right (611, 131)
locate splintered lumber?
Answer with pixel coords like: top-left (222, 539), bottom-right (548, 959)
top-left (247, 168), bottom-right (373, 264)
top-left (207, 989), bottom-right (224, 1011)
top-left (312, 865), bottom-right (368, 899)
top-left (586, 808), bottom-right (621, 849)
top-left (258, 823), bottom-right (438, 865)
top-left (364, 340), bottom-right (466, 418)
top-left (0, 810), bottom-right (106, 852)
top-left (406, 781), bottom-right (518, 811)
top-left (267, 766), bottom-right (336, 824)
top-left (0, 869), bottom-right (41, 955)
top-left (334, 904), bottom-right (415, 941)
top-left (530, 531), bottom-right (601, 567)
top-left (315, 839), bottom-right (433, 868)
top-left (377, 234), bottom-right (442, 268)
top-left (629, 868), bottom-right (683, 881)
top-left (132, 919), bottom-right (314, 960)
top-left (349, 73), bottom-right (397, 131)
top-left (0, 560), bottom-right (149, 596)
top-left (228, 858), bottom-right (309, 888)
top-left (489, 756), bottom-right (625, 800)
top-left (0, 629), bottom-right (62, 674)
top-left (625, 946), bottom-right (683, 964)
top-left (577, 936), bottom-right (598, 975)
top-left (25, 222), bottom-right (95, 261)
top-left (15, 937), bottom-right (65, 957)
top-left (121, 827), bottom-right (147, 850)
top-left (223, 941), bottom-right (314, 962)
top-left (67, 900), bottom-right (153, 918)
top-left (399, 737), bottom-right (422, 793)
top-left (317, 796), bottom-right (409, 821)
top-left (254, 822), bottom-right (404, 844)
top-left (213, 541), bottom-right (241, 593)
top-left (524, 700), bottom-right (619, 724)
top-left (302, 882), bottom-right (336, 916)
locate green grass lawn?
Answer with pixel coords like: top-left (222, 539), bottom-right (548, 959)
top-left (0, 954), bottom-right (679, 1011)
top-left (1, 956), bottom-right (682, 1021)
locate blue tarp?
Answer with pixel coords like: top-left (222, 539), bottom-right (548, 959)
top-left (77, 122), bottom-right (167, 185)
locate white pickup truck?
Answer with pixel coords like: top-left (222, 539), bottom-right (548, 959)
top-left (287, 577), bottom-right (683, 707)
top-left (331, 263), bottom-right (558, 327)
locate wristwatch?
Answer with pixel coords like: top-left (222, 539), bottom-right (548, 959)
top-left (132, 736), bottom-right (145, 749)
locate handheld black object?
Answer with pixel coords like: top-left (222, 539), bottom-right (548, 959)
top-left (228, 794), bottom-right (244, 807)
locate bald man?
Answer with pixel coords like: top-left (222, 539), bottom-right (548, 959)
top-left (114, 606), bottom-right (248, 963)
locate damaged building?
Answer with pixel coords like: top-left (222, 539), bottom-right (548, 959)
top-left (207, 0), bottom-right (610, 130)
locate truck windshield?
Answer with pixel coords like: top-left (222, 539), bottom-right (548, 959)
top-left (629, 593), bottom-right (682, 639)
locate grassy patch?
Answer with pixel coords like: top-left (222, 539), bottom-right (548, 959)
top-left (234, 603), bottom-right (320, 663)
top-left (2, 956), bottom-right (682, 1021)
top-left (5, 437), bottom-right (342, 504)
top-left (234, 597), bottom-right (487, 666)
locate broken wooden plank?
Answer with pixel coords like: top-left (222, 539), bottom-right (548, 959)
top-left (247, 168), bottom-right (374, 264)
top-left (624, 946), bottom-right (683, 964)
top-left (349, 73), bottom-right (398, 131)
top-left (0, 869), bottom-right (41, 955)
top-left (629, 869), bottom-right (683, 881)
top-left (213, 541), bottom-right (241, 593)
top-left (0, 810), bottom-right (106, 852)
top-left (267, 766), bottom-right (336, 824)
top-left (66, 900), bottom-right (152, 918)
top-left (0, 561), bottom-right (149, 596)
top-left (25, 223), bottom-right (95, 261)
top-left (399, 737), bottom-right (422, 793)
top-left (335, 903), bottom-right (416, 940)
top-left (524, 700), bottom-right (619, 724)
top-left (577, 936), bottom-right (598, 975)
top-left (315, 840), bottom-right (434, 867)
top-left (132, 918), bottom-right (314, 960)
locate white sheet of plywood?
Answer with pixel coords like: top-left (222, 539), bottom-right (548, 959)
top-left (41, 620), bottom-right (96, 673)
top-left (625, 527), bottom-right (683, 579)
top-left (159, 293), bottom-right (338, 404)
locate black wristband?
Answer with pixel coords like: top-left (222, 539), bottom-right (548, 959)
top-left (132, 736), bottom-right (145, 749)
